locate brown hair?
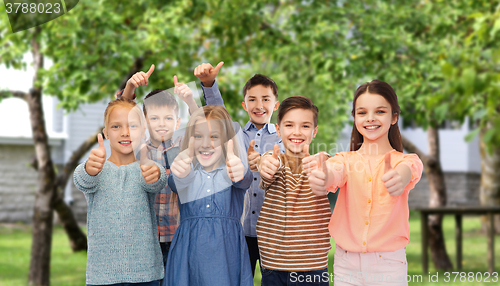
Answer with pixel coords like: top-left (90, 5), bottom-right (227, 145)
top-left (143, 89), bottom-right (179, 118)
top-left (242, 74), bottom-right (278, 99)
top-left (182, 105), bottom-right (239, 165)
top-left (350, 80), bottom-right (403, 152)
top-left (277, 96), bottom-right (318, 127)
top-left (104, 97), bottom-right (144, 130)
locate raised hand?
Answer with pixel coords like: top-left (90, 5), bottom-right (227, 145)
top-left (259, 144), bottom-right (280, 180)
top-left (173, 75), bottom-right (194, 103)
top-left (247, 140), bottom-right (260, 172)
top-left (194, 62), bottom-right (224, 87)
top-left (85, 133), bottom-right (106, 176)
top-left (171, 137), bottom-right (195, 178)
top-left (308, 152), bottom-right (330, 196)
top-left (302, 144), bottom-right (317, 174)
top-left (226, 139), bottom-right (245, 182)
top-left (140, 144), bottom-right (161, 184)
top-left (381, 152), bottom-right (404, 196)
top-left (127, 64), bottom-right (155, 88)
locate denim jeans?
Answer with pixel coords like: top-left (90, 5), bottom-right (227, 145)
top-left (87, 280), bottom-right (160, 286)
top-left (261, 267), bottom-right (329, 286)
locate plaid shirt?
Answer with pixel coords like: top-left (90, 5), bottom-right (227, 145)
top-left (143, 138), bottom-right (181, 242)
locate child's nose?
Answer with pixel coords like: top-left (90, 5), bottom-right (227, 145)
top-left (201, 136), bottom-right (212, 148)
top-left (122, 126), bottom-right (130, 136)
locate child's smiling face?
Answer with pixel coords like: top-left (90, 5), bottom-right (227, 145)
top-left (146, 106), bottom-right (180, 147)
top-left (193, 119), bottom-right (223, 172)
top-left (276, 108), bottom-right (318, 157)
top-left (242, 84), bottom-right (279, 129)
top-left (104, 106), bottom-right (144, 157)
top-left (354, 92), bottom-right (397, 145)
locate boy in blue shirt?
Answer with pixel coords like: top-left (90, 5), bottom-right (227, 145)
top-left (194, 62), bottom-right (284, 277)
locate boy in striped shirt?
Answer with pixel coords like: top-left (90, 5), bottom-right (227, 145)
top-left (256, 96), bottom-right (331, 286)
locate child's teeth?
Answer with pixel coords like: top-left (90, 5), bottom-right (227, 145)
top-left (366, 126), bottom-right (379, 129)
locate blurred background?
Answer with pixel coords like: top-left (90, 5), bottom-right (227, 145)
top-left (1, 1), bottom-right (499, 285)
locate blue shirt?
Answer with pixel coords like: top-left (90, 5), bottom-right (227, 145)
top-left (201, 80), bottom-right (284, 237)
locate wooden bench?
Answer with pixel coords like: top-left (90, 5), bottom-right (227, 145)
top-left (416, 206), bottom-right (500, 273)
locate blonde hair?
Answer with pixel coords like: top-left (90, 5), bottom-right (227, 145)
top-left (104, 97), bottom-right (145, 130)
top-left (182, 105), bottom-right (239, 165)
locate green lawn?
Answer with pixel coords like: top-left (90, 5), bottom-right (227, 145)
top-left (0, 213), bottom-right (498, 286)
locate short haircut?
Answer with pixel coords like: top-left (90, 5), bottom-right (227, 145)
top-left (104, 97), bottom-right (144, 130)
top-left (242, 74), bottom-right (278, 99)
top-left (277, 96), bottom-right (318, 127)
top-left (143, 89), bottom-right (179, 118)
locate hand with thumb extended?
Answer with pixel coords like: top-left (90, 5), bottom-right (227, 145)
top-left (140, 144), bottom-right (161, 184)
top-left (173, 75), bottom-right (194, 104)
top-left (301, 144), bottom-right (316, 174)
top-left (194, 61), bottom-right (224, 87)
top-left (226, 139), bottom-right (245, 182)
top-left (247, 140), bottom-right (260, 172)
top-left (308, 152), bottom-right (330, 196)
top-left (171, 137), bottom-right (195, 178)
top-left (127, 64), bottom-right (155, 88)
top-left (381, 152), bottom-right (404, 196)
top-left (86, 133), bottom-right (107, 176)
top-left (259, 144), bottom-right (280, 180)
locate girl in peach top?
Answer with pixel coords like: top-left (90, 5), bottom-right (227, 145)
top-left (303, 80), bottom-right (423, 286)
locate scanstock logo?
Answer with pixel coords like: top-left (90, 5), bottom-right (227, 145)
top-left (4, 0), bottom-right (79, 33)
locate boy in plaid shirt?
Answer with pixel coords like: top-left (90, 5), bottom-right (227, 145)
top-left (116, 64), bottom-right (198, 267)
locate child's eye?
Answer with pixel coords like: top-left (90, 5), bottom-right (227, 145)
top-left (303, 125), bottom-right (310, 128)
top-left (285, 124), bottom-right (292, 127)
top-left (211, 135), bottom-right (219, 139)
top-left (149, 117), bottom-right (157, 121)
top-left (129, 124), bottom-right (138, 129)
top-left (357, 112), bottom-right (366, 115)
top-left (111, 125), bottom-right (120, 129)
top-left (264, 98), bottom-right (270, 102)
top-left (194, 134), bottom-right (202, 139)
top-left (377, 110), bottom-right (386, 114)
top-left (167, 117), bottom-right (174, 121)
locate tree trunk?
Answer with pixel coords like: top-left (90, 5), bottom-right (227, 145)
top-left (402, 128), bottom-right (453, 270)
top-left (28, 28), bottom-right (56, 286)
top-left (425, 127), bottom-right (453, 270)
top-left (479, 125), bottom-right (500, 233)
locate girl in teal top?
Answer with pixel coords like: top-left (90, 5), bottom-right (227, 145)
top-left (74, 97), bottom-right (167, 286)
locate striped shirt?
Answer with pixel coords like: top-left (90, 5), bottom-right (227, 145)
top-left (256, 151), bottom-right (331, 271)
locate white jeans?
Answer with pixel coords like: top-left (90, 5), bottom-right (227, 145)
top-left (333, 245), bottom-right (408, 286)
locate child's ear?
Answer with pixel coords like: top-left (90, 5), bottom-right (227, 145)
top-left (102, 128), bottom-right (108, 139)
top-left (276, 123), bottom-right (281, 137)
top-left (391, 113), bottom-right (398, 125)
top-left (175, 117), bottom-right (181, 129)
top-left (241, 101), bottom-right (248, 112)
top-left (313, 125), bottom-right (318, 138)
top-left (273, 101), bottom-right (280, 111)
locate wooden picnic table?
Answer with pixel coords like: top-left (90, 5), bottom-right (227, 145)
top-left (416, 206), bottom-right (500, 274)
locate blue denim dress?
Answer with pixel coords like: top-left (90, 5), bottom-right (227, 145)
top-left (163, 163), bottom-right (253, 286)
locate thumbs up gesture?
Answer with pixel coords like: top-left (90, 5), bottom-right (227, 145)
top-left (122, 64), bottom-right (155, 99)
top-left (301, 144), bottom-right (316, 174)
top-left (171, 137), bottom-right (195, 178)
top-left (173, 75), bottom-right (194, 103)
top-left (308, 152), bottom-right (330, 196)
top-left (140, 145), bottom-right (161, 184)
top-left (226, 139), bottom-right (245, 182)
top-left (85, 133), bottom-right (107, 176)
top-left (247, 140), bottom-right (260, 172)
top-left (194, 62), bottom-right (224, 87)
top-left (381, 152), bottom-right (404, 196)
top-left (127, 64), bottom-right (155, 88)
top-left (259, 144), bottom-right (281, 180)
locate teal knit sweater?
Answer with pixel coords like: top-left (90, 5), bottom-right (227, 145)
top-left (74, 160), bottom-right (167, 285)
